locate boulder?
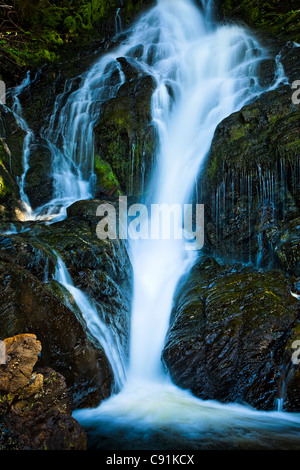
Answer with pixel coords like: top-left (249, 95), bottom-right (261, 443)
top-left (0, 334), bottom-right (87, 450)
top-left (94, 62), bottom-right (157, 196)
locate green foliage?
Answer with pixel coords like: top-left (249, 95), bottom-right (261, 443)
top-left (220, 0), bottom-right (300, 42)
top-left (0, 0), bottom-right (121, 69)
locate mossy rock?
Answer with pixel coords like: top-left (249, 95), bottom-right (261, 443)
top-left (23, 140), bottom-right (54, 209)
top-left (94, 155), bottom-right (121, 196)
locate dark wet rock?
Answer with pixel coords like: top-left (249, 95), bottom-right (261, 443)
top-left (162, 257), bottom-right (300, 411)
top-left (24, 139), bottom-right (54, 209)
top-left (0, 107), bottom-right (25, 220)
top-left (0, 261), bottom-right (114, 409)
top-left (279, 42), bottom-right (300, 84)
top-left (0, 334), bottom-right (87, 450)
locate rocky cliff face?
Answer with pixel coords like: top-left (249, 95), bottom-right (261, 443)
top-left (162, 257), bottom-right (300, 411)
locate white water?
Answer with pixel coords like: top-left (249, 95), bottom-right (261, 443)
top-left (71, 0), bottom-right (300, 449)
top-left (4, 73), bottom-right (35, 220)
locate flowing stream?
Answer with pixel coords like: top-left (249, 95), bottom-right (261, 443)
top-left (4, 0), bottom-right (300, 449)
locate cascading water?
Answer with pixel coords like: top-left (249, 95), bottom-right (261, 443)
top-left (67, 0), bottom-right (300, 449)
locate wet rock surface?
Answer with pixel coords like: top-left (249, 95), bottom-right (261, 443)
top-left (95, 63), bottom-right (157, 196)
top-left (199, 82), bottom-right (300, 275)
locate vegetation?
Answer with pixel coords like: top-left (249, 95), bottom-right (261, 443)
top-left (0, 0), bottom-right (138, 76)
top-left (218, 0), bottom-right (300, 43)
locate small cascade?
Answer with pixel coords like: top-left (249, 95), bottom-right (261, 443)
top-left (115, 8), bottom-right (123, 35)
top-left (210, 155), bottom-right (298, 265)
top-left (53, 253), bottom-right (126, 392)
top-left (9, 73), bottom-right (35, 220)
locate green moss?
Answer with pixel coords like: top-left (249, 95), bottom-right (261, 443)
top-left (94, 155), bottom-right (121, 194)
top-left (0, 393), bottom-right (14, 405)
top-left (229, 125), bottom-right (247, 141)
top-left (208, 155), bottom-right (218, 182)
top-left (0, 0), bottom-right (120, 69)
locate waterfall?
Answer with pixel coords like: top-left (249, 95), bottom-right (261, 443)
top-left (4, 0), bottom-right (300, 449)
top-left (115, 8), bottom-right (123, 35)
top-left (126, 0), bottom-right (285, 383)
top-left (70, 0), bottom-right (300, 449)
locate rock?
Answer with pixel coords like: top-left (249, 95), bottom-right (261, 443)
top-left (162, 257), bottom-right (300, 411)
top-left (0, 334), bottom-right (87, 450)
top-left (0, 254), bottom-right (114, 410)
top-left (0, 334), bottom-right (42, 396)
top-left (199, 84), bottom-right (300, 275)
